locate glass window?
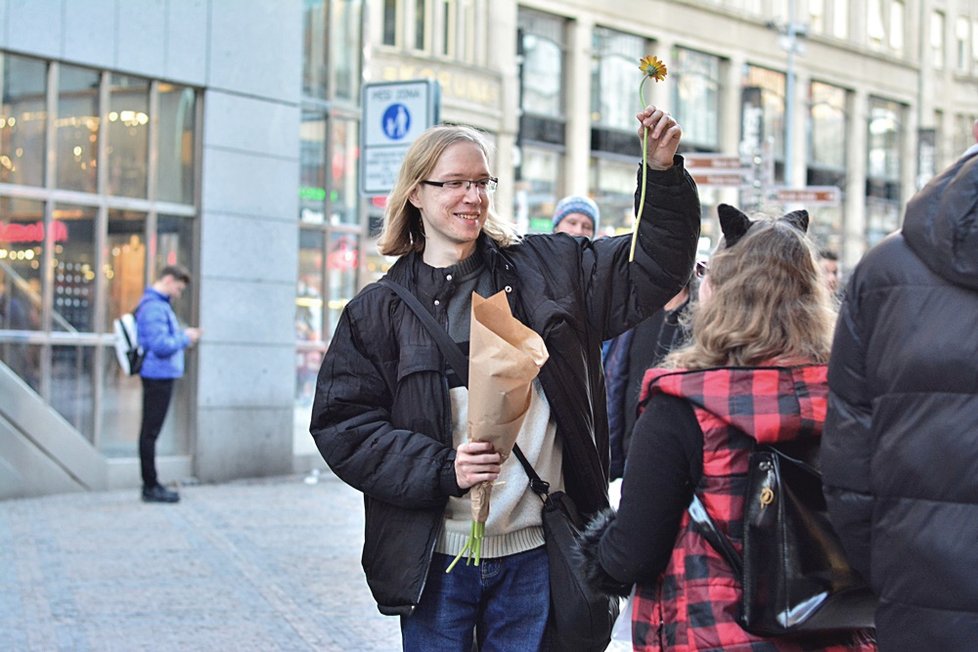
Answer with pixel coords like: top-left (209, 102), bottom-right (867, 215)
top-left (0, 196), bottom-right (44, 388)
top-left (673, 48), bottom-right (721, 150)
top-left (105, 209), bottom-right (146, 332)
top-left (590, 157), bottom-right (640, 234)
top-left (519, 11), bottom-right (564, 117)
top-left (932, 11), bottom-right (945, 70)
top-left (330, 117), bottom-right (360, 225)
top-left (415, 0), bottom-right (427, 50)
top-left (107, 74), bottom-right (149, 198)
top-left (0, 54), bottom-right (46, 187)
top-left (156, 84), bottom-right (196, 204)
top-left (99, 345), bottom-right (142, 457)
top-left (300, 111), bottom-right (327, 225)
top-left (591, 28), bottom-right (646, 132)
top-left (956, 17), bottom-right (969, 71)
top-left (832, 0), bottom-right (849, 39)
top-left (330, 0), bottom-right (363, 101)
top-left (382, 0), bottom-right (397, 46)
top-left (303, 0), bottom-right (327, 98)
top-left (327, 232), bottom-right (358, 333)
top-left (50, 344), bottom-right (95, 441)
top-left (867, 0), bottom-right (884, 48)
top-left (155, 214), bottom-right (194, 323)
top-left (52, 204), bottom-right (96, 333)
top-left (890, 0), bottom-right (904, 53)
top-left (745, 66), bottom-right (786, 164)
top-left (808, 0), bottom-right (825, 34)
top-left (867, 99), bottom-right (901, 180)
top-left (973, 20), bottom-right (978, 69)
top-left (297, 228), bottom-right (325, 341)
top-left (56, 65), bottom-right (100, 193)
top-left (519, 146), bottom-right (561, 234)
top-left (809, 82), bottom-right (847, 169)
top-left (440, 0), bottom-right (454, 56)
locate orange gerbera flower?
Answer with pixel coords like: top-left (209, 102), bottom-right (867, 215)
top-left (638, 55), bottom-right (668, 82)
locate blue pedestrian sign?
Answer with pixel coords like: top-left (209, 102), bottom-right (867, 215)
top-left (382, 103), bottom-right (411, 140)
top-left (360, 80), bottom-right (440, 195)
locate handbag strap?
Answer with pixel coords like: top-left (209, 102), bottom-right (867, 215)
top-left (380, 278), bottom-right (469, 386)
top-left (379, 278), bottom-right (548, 494)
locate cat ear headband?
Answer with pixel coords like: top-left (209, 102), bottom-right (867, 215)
top-left (717, 203), bottom-right (809, 248)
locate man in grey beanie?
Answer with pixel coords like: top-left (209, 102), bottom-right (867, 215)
top-left (552, 195), bottom-right (599, 239)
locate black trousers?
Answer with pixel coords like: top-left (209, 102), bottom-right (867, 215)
top-left (139, 377), bottom-right (175, 488)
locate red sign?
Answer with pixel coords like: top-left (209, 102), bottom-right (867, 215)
top-left (0, 220), bottom-right (69, 244)
top-left (772, 187), bottom-right (841, 206)
top-left (684, 153), bottom-right (744, 170)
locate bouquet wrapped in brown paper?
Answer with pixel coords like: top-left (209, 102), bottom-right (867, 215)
top-left (447, 290), bottom-right (549, 571)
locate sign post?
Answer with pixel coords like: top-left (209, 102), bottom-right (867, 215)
top-left (360, 80), bottom-right (440, 196)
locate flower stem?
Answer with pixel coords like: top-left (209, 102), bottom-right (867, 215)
top-left (445, 520), bottom-right (485, 573)
top-left (629, 77), bottom-right (651, 263)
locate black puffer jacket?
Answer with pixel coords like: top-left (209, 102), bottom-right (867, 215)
top-left (311, 161), bottom-right (700, 615)
top-left (823, 147), bottom-right (978, 651)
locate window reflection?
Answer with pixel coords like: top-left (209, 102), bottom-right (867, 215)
top-left (590, 157), bottom-right (639, 234)
top-left (52, 204), bottom-right (96, 333)
top-left (331, 117), bottom-right (359, 225)
top-left (327, 232), bottom-right (358, 333)
top-left (519, 147), bottom-right (560, 234)
top-left (155, 214), bottom-right (194, 323)
top-left (745, 66), bottom-right (786, 167)
top-left (330, 0), bottom-right (362, 101)
top-left (0, 53), bottom-right (46, 186)
top-left (157, 84), bottom-right (196, 204)
top-left (591, 28), bottom-right (646, 131)
top-left (105, 209), bottom-right (146, 332)
top-left (50, 344), bottom-right (95, 441)
top-left (300, 111), bottom-right (327, 224)
top-left (56, 65), bottom-right (100, 193)
top-left (673, 48), bottom-right (721, 150)
top-left (107, 74), bottom-right (149, 198)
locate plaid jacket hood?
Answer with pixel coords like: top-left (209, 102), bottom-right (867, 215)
top-left (628, 365), bottom-right (873, 651)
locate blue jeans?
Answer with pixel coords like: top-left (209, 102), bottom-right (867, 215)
top-left (401, 547), bottom-right (551, 652)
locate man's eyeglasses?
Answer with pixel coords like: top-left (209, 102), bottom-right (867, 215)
top-left (421, 177), bottom-right (498, 194)
top-left (695, 260), bottom-right (709, 279)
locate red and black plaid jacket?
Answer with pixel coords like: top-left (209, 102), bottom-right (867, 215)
top-left (631, 365), bottom-right (875, 651)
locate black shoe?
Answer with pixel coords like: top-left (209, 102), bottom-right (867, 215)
top-left (142, 484), bottom-right (180, 503)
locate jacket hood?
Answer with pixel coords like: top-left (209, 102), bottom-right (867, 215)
top-left (641, 365), bottom-right (828, 444)
top-left (902, 148), bottom-right (978, 290)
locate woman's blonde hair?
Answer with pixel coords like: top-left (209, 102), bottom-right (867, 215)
top-left (376, 124), bottom-right (520, 256)
top-left (666, 219), bottom-right (836, 369)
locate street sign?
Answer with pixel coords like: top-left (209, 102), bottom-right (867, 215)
top-left (684, 153), bottom-right (750, 188)
top-left (771, 186), bottom-right (841, 206)
top-left (360, 80), bottom-right (440, 196)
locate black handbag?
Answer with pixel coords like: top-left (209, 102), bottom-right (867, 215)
top-left (511, 446), bottom-right (620, 652)
top-left (689, 441), bottom-right (877, 636)
top-left (380, 279), bottom-right (619, 651)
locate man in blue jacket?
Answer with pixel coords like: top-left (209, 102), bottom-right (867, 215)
top-left (136, 264), bottom-right (201, 503)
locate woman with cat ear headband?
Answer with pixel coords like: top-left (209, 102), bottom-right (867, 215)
top-left (578, 205), bottom-right (877, 651)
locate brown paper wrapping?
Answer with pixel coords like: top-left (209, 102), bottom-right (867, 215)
top-left (467, 291), bottom-right (549, 524)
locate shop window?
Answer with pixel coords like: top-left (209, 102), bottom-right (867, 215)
top-left (672, 48), bottom-right (721, 151)
top-left (105, 209), bottom-right (146, 333)
top-left (518, 146), bottom-right (561, 234)
top-left (865, 98), bottom-right (903, 246)
top-left (744, 66), bottom-right (786, 180)
top-left (50, 344), bottom-right (95, 440)
top-left (0, 53), bottom-right (46, 187)
top-left (52, 203), bottom-right (96, 333)
top-left (382, 0), bottom-right (397, 46)
top-left (303, 0), bottom-right (327, 98)
top-left (157, 84), bottom-right (196, 204)
top-left (155, 214), bottom-right (194, 323)
top-left (590, 156), bottom-right (640, 234)
top-left (591, 27), bottom-right (647, 133)
top-left (107, 74), bottom-right (150, 198)
top-left (56, 65), bottom-right (100, 193)
top-left (300, 111), bottom-right (327, 225)
top-left (330, 0), bottom-right (362, 101)
top-left (330, 117), bottom-right (360, 225)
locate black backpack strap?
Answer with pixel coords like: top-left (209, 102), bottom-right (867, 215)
top-left (379, 278), bottom-right (548, 494)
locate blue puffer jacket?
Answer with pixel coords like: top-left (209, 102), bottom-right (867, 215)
top-left (136, 288), bottom-right (190, 379)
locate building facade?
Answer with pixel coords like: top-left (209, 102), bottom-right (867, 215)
top-left (1, 0), bottom-right (976, 497)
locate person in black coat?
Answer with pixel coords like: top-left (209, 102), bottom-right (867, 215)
top-left (310, 111), bottom-right (700, 650)
top-left (823, 120), bottom-right (978, 651)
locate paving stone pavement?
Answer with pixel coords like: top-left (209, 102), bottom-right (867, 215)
top-left (0, 472), bottom-right (402, 651)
